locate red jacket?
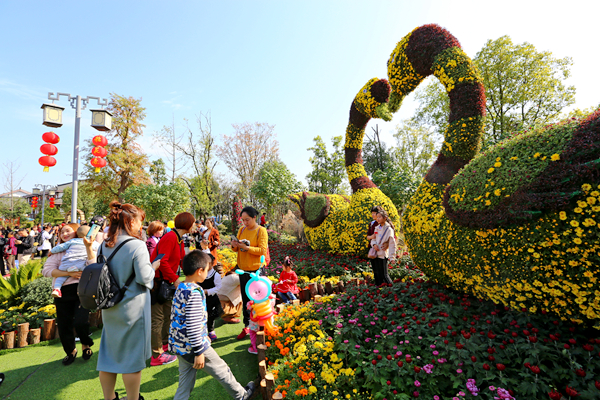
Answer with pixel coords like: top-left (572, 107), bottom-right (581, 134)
top-left (276, 270), bottom-right (299, 294)
top-left (151, 230), bottom-right (183, 283)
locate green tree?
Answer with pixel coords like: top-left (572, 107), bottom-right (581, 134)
top-left (61, 181), bottom-right (101, 221)
top-left (306, 135), bottom-right (348, 194)
top-left (121, 180), bottom-right (190, 221)
top-left (0, 197), bottom-right (30, 220)
top-left (34, 202), bottom-right (63, 225)
top-left (149, 159), bottom-right (168, 185)
top-left (412, 36), bottom-right (576, 149)
top-left (83, 93), bottom-right (151, 202)
top-left (251, 160), bottom-right (303, 214)
top-left (362, 125), bottom-right (392, 178)
top-left (394, 119), bottom-right (438, 181)
top-left (372, 156), bottom-right (420, 214)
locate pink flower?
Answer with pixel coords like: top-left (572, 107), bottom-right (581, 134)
top-left (414, 380), bottom-right (421, 387)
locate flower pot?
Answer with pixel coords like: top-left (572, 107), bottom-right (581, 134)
top-left (29, 328), bottom-right (41, 345)
top-left (317, 283), bottom-right (324, 296)
top-left (3, 330), bottom-right (15, 349)
top-left (43, 319), bottom-right (56, 341)
top-left (17, 323), bottom-right (29, 348)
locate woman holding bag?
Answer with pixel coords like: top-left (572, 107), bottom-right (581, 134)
top-left (149, 212), bottom-right (195, 366)
top-left (231, 206), bottom-right (268, 340)
top-left (96, 201), bottom-right (160, 400)
top-left (370, 208), bottom-right (397, 286)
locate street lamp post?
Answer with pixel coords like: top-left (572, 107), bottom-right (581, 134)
top-left (32, 185), bottom-right (56, 227)
top-left (45, 93), bottom-right (109, 223)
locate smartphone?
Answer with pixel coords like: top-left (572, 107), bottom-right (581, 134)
top-left (230, 235), bottom-right (238, 242)
top-left (86, 224), bottom-right (101, 240)
top-left (154, 253), bottom-right (166, 262)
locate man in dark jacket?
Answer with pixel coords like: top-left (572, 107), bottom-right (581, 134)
top-left (16, 229), bottom-right (34, 267)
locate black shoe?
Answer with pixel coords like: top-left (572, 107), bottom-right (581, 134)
top-left (82, 348), bottom-right (93, 360)
top-left (111, 392), bottom-right (119, 400)
top-left (0, 372), bottom-right (5, 387)
top-left (243, 381), bottom-right (255, 400)
top-left (139, 395), bottom-right (144, 400)
top-left (62, 350), bottom-right (77, 366)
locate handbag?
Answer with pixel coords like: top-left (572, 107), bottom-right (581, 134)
top-left (156, 270), bottom-right (176, 304)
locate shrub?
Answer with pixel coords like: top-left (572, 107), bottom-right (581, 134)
top-left (217, 223), bottom-right (228, 235)
top-left (20, 277), bottom-right (53, 310)
top-left (0, 260), bottom-right (44, 302)
top-left (221, 219), bottom-right (232, 232)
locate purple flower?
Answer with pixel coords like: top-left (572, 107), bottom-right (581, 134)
top-left (373, 349), bottom-right (379, 353)
top-left (355, 345), bottom-right (361, 349)
top-left (414, 380), bottom-right (421, 387)
top-left (343, 340), bottom-right (349, 344)
top-left (434, 396), bottom-right (440, 400)
top-left (457, 369), bottom-right (463, 374)
top-left (336, 323), bottom-right (343, 328)
top-left (430, 344), bottom-right (436, 349)
top-left (423, 364), bottom-right (434, 374)
top-left (432, 350), bottom-right (439, 356)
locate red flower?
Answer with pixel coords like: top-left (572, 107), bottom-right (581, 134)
top-left (548, 390), bottom-right (562, 400)
top-left (470, 356), bottom-right (477, 362)
top-left (496, 363), bottom-right (506, 371)
top-left (583, 344), bottom-right (594, 352)
top-left (595, 381), bottom-right (600, 390)
top-left (455, 342), bottom-right (464, 350)
top-left (414, 366), bottom-right (421, 373)
top-left (531, 366), bottom-right (541, 374)
top-left (483, 363), bottom-right (490, 371)
top-left (397, 361), bottom-right (404, 367)
top-left (565, 386), bottom-right (579, 397)
top-left (529, 336), bottom-right (538, 343)
top-left (487, 332), bottom-right (496, 339)
top-left (576, 369), bottom-right (585, 377)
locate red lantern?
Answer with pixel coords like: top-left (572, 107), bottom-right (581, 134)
top-left (42, 131), bottom-right (60, 144)
top-left (91, 157), bottom-right (107, 173)
top-left (39, 156), bottom-right (57, 172)
top-left (92, 135), bottom-right (108, 147)
top-left (49, 197), bottom-right (55, 209)
top-left (40, 143), bottom-right (58, 156)
top-left (91, 146), bottom-right (107, 158)
top-left (31, 197), bottom-right (38, 209)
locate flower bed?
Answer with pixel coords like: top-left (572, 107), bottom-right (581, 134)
top-left (266, 277), bottom-right (600, 399)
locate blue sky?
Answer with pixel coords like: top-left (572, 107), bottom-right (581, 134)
top-left (1, 0), bottom-right (598, 195)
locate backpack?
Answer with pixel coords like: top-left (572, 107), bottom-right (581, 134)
top-left (78, 238), bottom-right (136, 310)
top-left (35, 231), bottom-right (44, 246)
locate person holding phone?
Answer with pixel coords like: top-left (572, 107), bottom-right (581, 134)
top-left (48, 225), bottom-right (100, 298)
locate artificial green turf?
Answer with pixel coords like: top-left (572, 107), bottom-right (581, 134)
top-left (0, 319), bottom-right (258, 400)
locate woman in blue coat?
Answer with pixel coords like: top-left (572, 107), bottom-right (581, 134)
top-left (97, 201), bottom-right (161, 400)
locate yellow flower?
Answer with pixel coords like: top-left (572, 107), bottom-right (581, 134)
top-left (494, 189), bottom-right (502, 196)
top-left (488, 168), bottom-right (495, 173)
top-left (570, 220), bottom-right (579, 227)
top-left (534, 153), bottom-right (541, 158)
top-left (582, 184), bottom-right (592, 191)
top-left (559, 211), bottom-right (567, 220)
top-left (309, 386), bottom-right (317, 394)
top-left (573, 238), bottom-right (582, 245)
top-left (550, 154), bottom-right (560, 161)
top-left (494, 162), bottom-right (502, 167)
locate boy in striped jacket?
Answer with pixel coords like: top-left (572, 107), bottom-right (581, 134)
top-left (169, 250), bottom-right (255, 400)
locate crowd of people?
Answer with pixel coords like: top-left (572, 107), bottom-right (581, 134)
top-left (1, 202), bottom-right (397, 399)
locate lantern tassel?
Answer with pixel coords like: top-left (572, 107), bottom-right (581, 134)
top-left (43, 166), bottom-right (49, 172)
top-left (95, 167), bottom-right (101, 173)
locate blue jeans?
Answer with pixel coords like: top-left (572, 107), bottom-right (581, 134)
top-left (277, 291), bottom-right (297, 303)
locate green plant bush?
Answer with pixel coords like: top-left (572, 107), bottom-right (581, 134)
top-left (221, 219), bottom-right (232, 232)
top-left (0, 260), bottom-right (44, 302)
top-left (20, 277), bottom-right (53, 310)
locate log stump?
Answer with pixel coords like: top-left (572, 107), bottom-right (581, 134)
top-left (317, 283), bottom-right (324, 296)
top-left (259, 359), bottom-right (267, 379)
top-left (260, 379), bottom-right (267, 399)
top-left (272, 392), bottom-right (284, 400)
top-left (265, 373), bottom-right (275, 398)
top-left (337, 281), bottom-right (345, 293)
top-left (3, 331), bottom-right (15, 349)
top-left (43, 319), bottom-right (56, 341)
top-left (314, 295), bottom-right (322, 303)
top-left (257, 344), bottom-right (267, 363)
top-left (325, 281), bottom-right (334, 294)
top-left (29, 328), bottom-right (41, 345)
top-left (256, 330), bottom-right (265, 347)
top-left (17, 323), bottom-right (29, 348)
top-left (308, 282), bottom-right (318, 298)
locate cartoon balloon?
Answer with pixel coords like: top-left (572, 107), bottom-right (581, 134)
top-left (236, 256), bottom-right (279, 336)
top-left (167, 220), bottom-right (175, 229)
